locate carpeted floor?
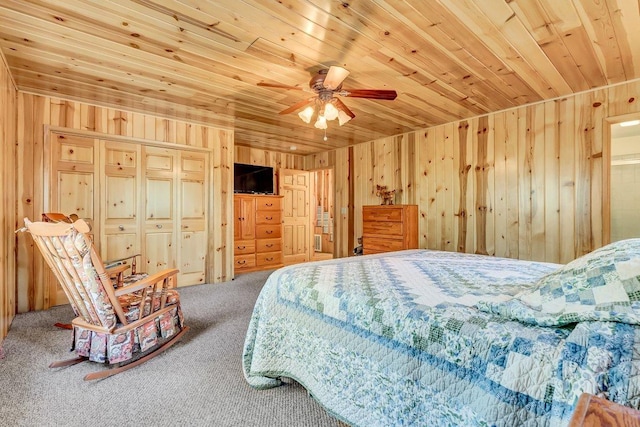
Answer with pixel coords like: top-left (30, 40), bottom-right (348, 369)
top-left (0, 270), bottom-right (344, 427)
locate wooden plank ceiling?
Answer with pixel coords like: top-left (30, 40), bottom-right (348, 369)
top-left (1, 0), bottom-right (639, 155)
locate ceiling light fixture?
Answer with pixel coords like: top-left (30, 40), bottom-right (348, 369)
top-left (619, 120), bottom-right (640, 127)
top-left (299, 98), bottom-right (352, 137)
top-left (298, 106), bottom-right (314, 124)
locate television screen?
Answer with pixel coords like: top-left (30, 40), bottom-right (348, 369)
top-left (234, 163), bottom-right (274, 194)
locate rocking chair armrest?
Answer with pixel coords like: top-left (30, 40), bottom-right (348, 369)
top-left (105, 263), bottom-right (130, 277)
top-left (114, 268), bottom-right (179, 296)
top-left (105, 253), bottom-right (141, 274)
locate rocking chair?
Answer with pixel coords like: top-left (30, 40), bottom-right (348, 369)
top-left (41, 212), bottom-right (146, 330)
top-left (20, 217), bottom-right (189, 380)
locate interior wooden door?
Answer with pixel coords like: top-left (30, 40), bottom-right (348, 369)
top-left (142, 146), bottom-right (176, 277)
top-left (178, 151), bottom-right (208, 285)
top-left (100, 140), bottom-right (142, 265)
top-left (49, 133), bottom-right (99, 306)
top-left (279, 169), bottom-right (312, 265)
top-left (311, 168), bottom-right (334, 259)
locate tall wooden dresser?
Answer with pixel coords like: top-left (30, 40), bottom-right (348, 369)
top-left (362, 205), bottom-right (419, 255)
top-left (234, 194), bottom-right (284, 273)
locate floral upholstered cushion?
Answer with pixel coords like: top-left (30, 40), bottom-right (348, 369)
top-left (120, 289), bottom-right (180, 323)
top-left (477, 239), bottom-right (640, 326)
top-left (52, 228), bottom-right (116, 329)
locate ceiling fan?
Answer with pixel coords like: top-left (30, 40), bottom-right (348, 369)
top-left (257, 66), bottom-right (397, 130)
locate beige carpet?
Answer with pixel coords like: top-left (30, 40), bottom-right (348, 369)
top-left (0, 270), bottom-right (345, 427)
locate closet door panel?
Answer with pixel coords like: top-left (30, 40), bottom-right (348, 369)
top-left (100, 141), bottom-right (141, 263)
top-left (143, 146), bottom-right (177, 276)
top-left (104, 233), bottom-right (138, 263)
top-left (57, 172), bottom-right (94, 219)
top-left (49, 134), bottom-right (99, 306)
top-left (178, 152), bottom-right (207, 285)
top-left (180, 230), bottom-right (206, 284)
top-left (144, 232), bottom-right (175, 275)
top-left (105, 176), bottom-right (136, 219)
top-left (181, 180), bottom-right (205, 219)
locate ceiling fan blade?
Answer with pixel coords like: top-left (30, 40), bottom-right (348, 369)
top-left (341, 89), bottom-right (397, 100)
top-left (323, 66), bottom-right (350, 90)
top-left (278, 98), bottom-right (314, 115)
top-left (257, 82), bottom-right (304, 90)
top-left (334, 98), bottom-right (355, 119)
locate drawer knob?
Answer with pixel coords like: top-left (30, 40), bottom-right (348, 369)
top-left (266, 257), bottom-right (273, 261)
top-left (266, 203), bottom-right (273, 207)
top-left (118, 225), bottom-right (125, 231)
top-left (266, 230), bottom-right (273, 234)
top-left (156, 224), bottom-right (163, 229)
top-left (238, 245), bottom-right (245, 250)
top-left (238, 260), bottom-right (246, 265)
top-left (266, 216), bottom-right (273, 220)
top-left (266, 244), bottom-right (273, 248)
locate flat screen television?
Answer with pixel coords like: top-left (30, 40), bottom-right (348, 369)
top-left (234, 163), bottom-right (274, 194)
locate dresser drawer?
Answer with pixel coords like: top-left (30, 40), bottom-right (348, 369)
top-left (256, 238), bottom-right (281, 253)
top-left (234, 254), bottom-right (256, 270)
top-left (256, 251), bottom-right (283, 267)
top-left (363, 237), bottom-right (405, 254)
top-left (256, 224), bottom-right (281, 239)
top-left (234, 240), bottom-right (255, 255)
top-left (255, 210), bottom-right (281, 225)
top-left (363, 206), bottom-right (404, 222)
top-left (363, 221), bottom-right (403, 236)
top-left (255, 197), bottom-right (281, 211)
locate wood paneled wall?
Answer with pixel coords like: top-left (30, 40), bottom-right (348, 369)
top-left (16, 94), bottom-right (234, 313)
top-left (306, 81), bottom-right (640, 263)
top-left (234, 146), bottom-right (306, 181)
top-left (0, 53), bottom-right (17, 344)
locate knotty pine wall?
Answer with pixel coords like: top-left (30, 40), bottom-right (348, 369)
top-left (0, 53), bottom-right (17, 344)
top-left (16, 93), bottom-right (234, 313)
top-left (306, 80), bottom-right (640, 264)
top-left (234, 146), bottom-right (306, 176)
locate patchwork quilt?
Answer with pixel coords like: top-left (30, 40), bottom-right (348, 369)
top-left (243, 248), bottom-right (640, 426)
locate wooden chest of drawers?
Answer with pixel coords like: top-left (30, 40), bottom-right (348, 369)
top-left (362, 205), bottom-right (418, 255)
top-left (234, 194), bottom-right (283, 273)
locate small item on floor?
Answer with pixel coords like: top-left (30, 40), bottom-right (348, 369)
top-left (353, 237), bottom-right (363, 255)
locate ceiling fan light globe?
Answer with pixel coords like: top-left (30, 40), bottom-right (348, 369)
top-left (314, 116), bottom-right (328, 130)
top-left (338, 110), bottom-right (352, 126)
top-left (298, 106), bottom-right (314, 123)
top-left (324, 103), bottom-right (339, 121)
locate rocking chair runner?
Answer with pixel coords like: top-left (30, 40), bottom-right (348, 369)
top-left (21, 217), bottom-right (189, 380)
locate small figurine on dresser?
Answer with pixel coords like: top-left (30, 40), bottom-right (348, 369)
top-left (376, 185), bottom-right (396, 205)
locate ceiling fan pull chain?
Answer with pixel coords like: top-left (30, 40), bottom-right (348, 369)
top-left (323, 129), bottom-right (328, 142)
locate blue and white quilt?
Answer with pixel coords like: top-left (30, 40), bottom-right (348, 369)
top-left (243, 247), bottom-right (640, 426)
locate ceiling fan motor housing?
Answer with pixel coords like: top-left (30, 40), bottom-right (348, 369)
top-left (310, 69), bottom-right (342, 93)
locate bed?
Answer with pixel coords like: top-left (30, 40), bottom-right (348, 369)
top-left (242, 239), bottom-right (640, 426)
